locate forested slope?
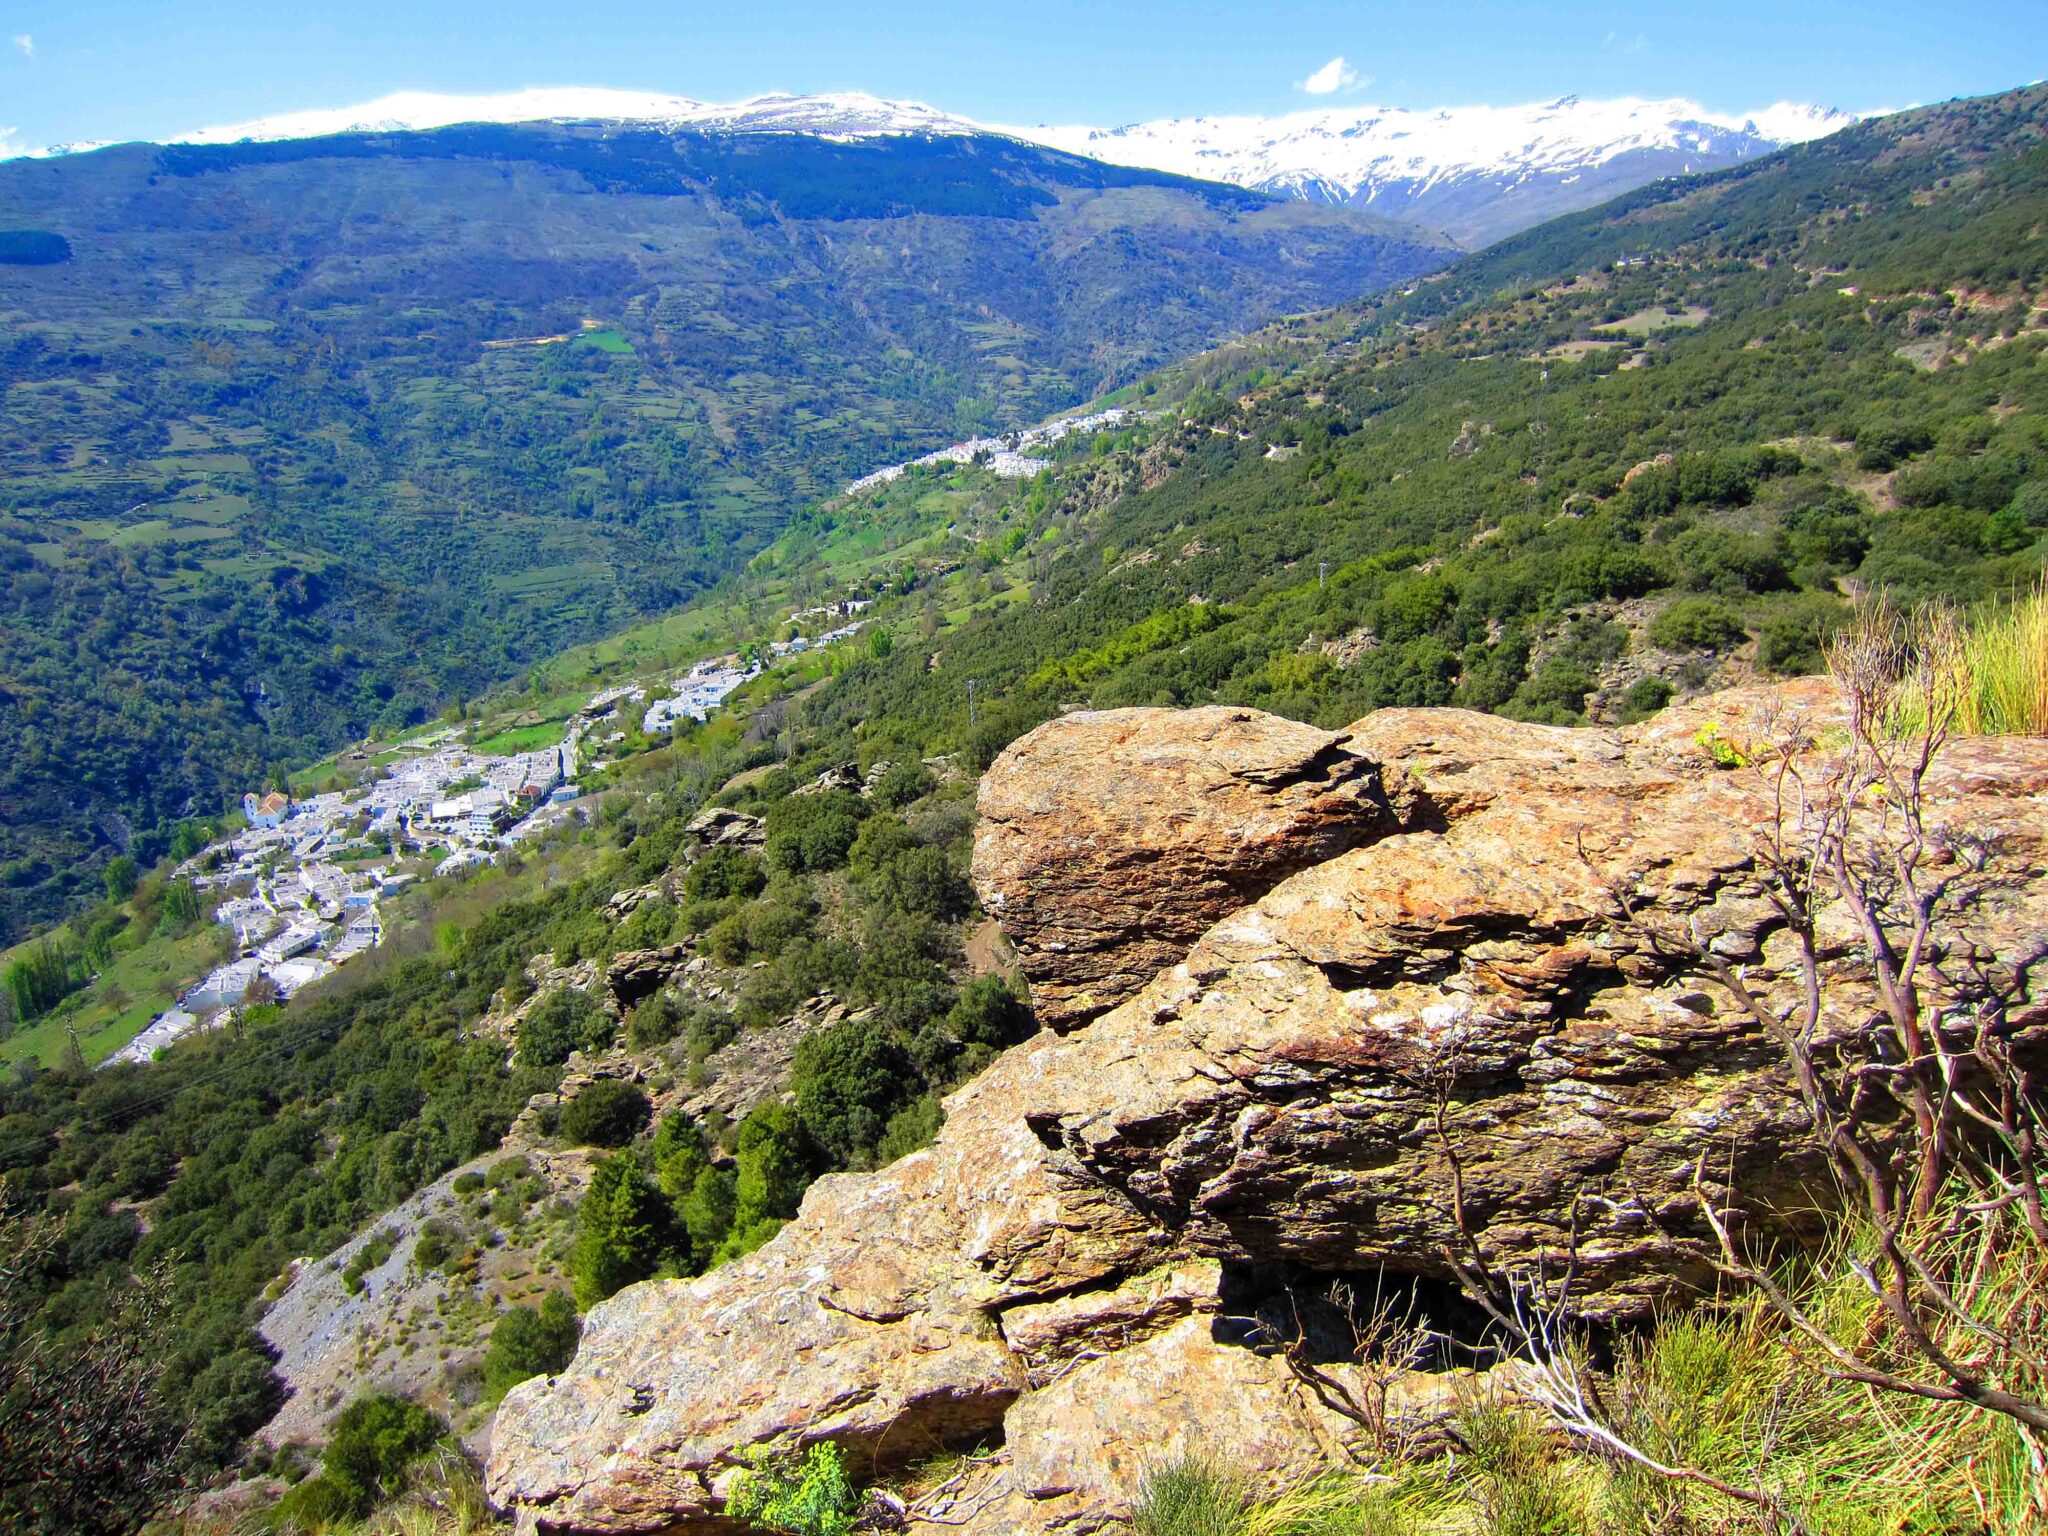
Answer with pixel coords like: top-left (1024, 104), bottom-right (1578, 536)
top-left (0, 124), bottom-right (1449, 938)
top-left (792, 85), bottom-right (2048, 755)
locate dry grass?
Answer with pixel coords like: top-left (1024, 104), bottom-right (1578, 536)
top-left (1205, 1245), bottom-right (2044, 1536)
top-left (1875, 577), bottom-right (2048, 737)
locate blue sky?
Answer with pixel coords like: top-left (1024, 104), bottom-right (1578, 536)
top-left (2, 0), bottom-right (2043, 152)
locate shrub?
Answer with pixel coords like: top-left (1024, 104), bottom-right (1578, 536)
top-left (315, 1391), bottom-right (447, 1515)
top-left (764, 791), bottom-right (866, 874)
top-left (869, 759), bottom-right (935, 809)
top-left (1853, 421), bottom-right (1933, 471)
top-left (731, 1101), bottom-right (810, 1237)
top-left (873, 1096), bottom-right (943, 1163)
top-left (482, 1291), bottom-right (580, 1401)
top-left (682, 1005), bottom-right (739, 1062)
top-left (793, 1023), bottom-right (911, 1163)
top-left (1669, 527), bottom-right (1789, 594)
top-left (727, 1441), bottom-right (862, 1536)
top-left (571, 1156), bottom-right (676, 1306)
top-left (652, 1112), bottom-right (710, 1201)
top-left (560, 1080), bottom-right (650, 1148)
top-left (679, 1164), bottom-right (737, 1260)
top-left (412, 1219), bottom-right (459, 1272)
top-left (340, 1228), bottom-right (399, 1296)
top-left (517, 987), bottom-right (613, 1067)
top-left (272, 1469), bottom-right (363, 1528)
top-left (1613, 676), bottom-right (1673, 724)
top-left (1458, 1395), bottom-right (1581, 1536)
top-left (625, 992), bottom-right (683, 1049)
top-left (1647, 597), bottom-right (1746, 652)
top-left (684, 847), bottom-right (766, 901)
top-left (861, 844), bottom-right (971, 922)
top-left (2008, 480), bottom-right (2048, 529)
top-left (1506, 658), bottom-right (1594, 725)
top-left (1758, 595), bottom-right (1846, 675)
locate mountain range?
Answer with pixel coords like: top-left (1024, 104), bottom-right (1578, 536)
top-left (14, 87), bottom-right (1864, 247)
top-left (1017, 93), bottom-right (1864, 244)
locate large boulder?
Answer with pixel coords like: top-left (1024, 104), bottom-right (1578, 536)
top-left (972, 707), bottom-right (1394, 1028)
top-left (490, 688), bottom-right (2048, 1535)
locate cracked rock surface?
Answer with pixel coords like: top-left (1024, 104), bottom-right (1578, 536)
top-left (489, 682), bottom-right (2048, 1534)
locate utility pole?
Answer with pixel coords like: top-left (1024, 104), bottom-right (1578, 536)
top-left (1318, 560), bottom-right (1329, 589)
top-left (967, 679), bottom-right (979, 727)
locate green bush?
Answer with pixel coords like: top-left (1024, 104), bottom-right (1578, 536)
top-left (727, 1441), bottom-right (862, 1536)
top-left (482, 1291), bottom-right (580, 1401)
top-left (729, 1101), bottom-right (810, 1242)
top-left (625, 992), bottom-right (684, 1049)
top-left (517, 987), bottom-right (614, 1067)
top-left (1758, 595), bottom-right (1846, 676)
top-left (571, 1155), bottom-right (677, 1305)
top-left (652, 1112), bottom-right (711, 1201)
top-left (271, 1470), bottom-right (363, 1528)
top-left (560, 1079), bottom-right (651, 1148)
top-left (412, 1219), bottom-right (459, 1273)
top-left (683, 1005), bottom-right (739, 1062)
top-left (873, 1096), bottom-right (943, 1163)
top-left (1668, 527), bottom-right (1789, 594)
top-left (684, 847), bottom-right (766, 901)
top-left (793, 1023), bottom-right (911, 1163)
top-left (764, 790), bottom-right (867, 874)
top-left (1613, 676), bottom-right (1673, 725)
top-left (1130, 1458), bottom-right (1246, 1536)
top-left (869, 759), bottom-right (935, 809)
top-left (679, 1164), bottom-right (737, 1259)
top-left (314, 1391), bottom-right (447, 1516)
top-left (340, 1228), bottom-right (398, 1296)
top-left (1647, 598), bottom-right (1746, 652)
top-left (1854, 421), bottom-right (1933, 471)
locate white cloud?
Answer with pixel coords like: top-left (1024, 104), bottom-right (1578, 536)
top-left (1300, 56), bottom-right (1359, 96)
top-left (13, 35), bottom-right (33, 58)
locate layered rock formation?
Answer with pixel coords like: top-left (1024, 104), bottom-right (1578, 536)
top-left (489, 684), bottom-right (2048, 1534)
top-left (972, 707), bottom-right (1393, 1028)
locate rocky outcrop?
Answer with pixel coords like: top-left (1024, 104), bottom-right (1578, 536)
top-left (683, 805), bottom-right (765, 850)
top-left (604, 944), bottom-right (692, 1009)
top-left (490, 684), bottom-right (2048, 1534)
top-left (972, 707), bottom-right (1394, 1029)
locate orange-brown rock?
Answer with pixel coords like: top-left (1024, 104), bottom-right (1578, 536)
top-left (972, 706), bottom-right (1393, 1028)
top-left (490, 686), bottom-right (2048, 1535)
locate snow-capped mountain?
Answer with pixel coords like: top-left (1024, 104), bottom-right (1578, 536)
top-left (1008, 95), bottom-right (1863, 245)
top-left (7, 86), bottom-right (1862, 247)
top-left (175, 87), bottom-right (982, 146)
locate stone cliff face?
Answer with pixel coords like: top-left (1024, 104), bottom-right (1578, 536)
top-left (488, 683), bottom-right (2048, 1534)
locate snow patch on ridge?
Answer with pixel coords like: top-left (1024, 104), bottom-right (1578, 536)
top-left (1002, 94), bottom-right (1863, 205)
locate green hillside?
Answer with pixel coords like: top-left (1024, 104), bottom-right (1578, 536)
top-left (783, 85), bottom-right (2048, 757)
top-left (0, 124), bottom-right (1451, 940)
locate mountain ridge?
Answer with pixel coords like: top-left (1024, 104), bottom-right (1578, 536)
top-left (9, 86), bottom-right (1862, 247)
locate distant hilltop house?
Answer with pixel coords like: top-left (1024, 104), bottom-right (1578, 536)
top-left (242, 790), bottom-right (294, 829)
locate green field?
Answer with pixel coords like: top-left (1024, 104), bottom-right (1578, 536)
top-left (468, 721), bottom-right (569, 756)
top-left (0, 920), bottom-right (229, 1070)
